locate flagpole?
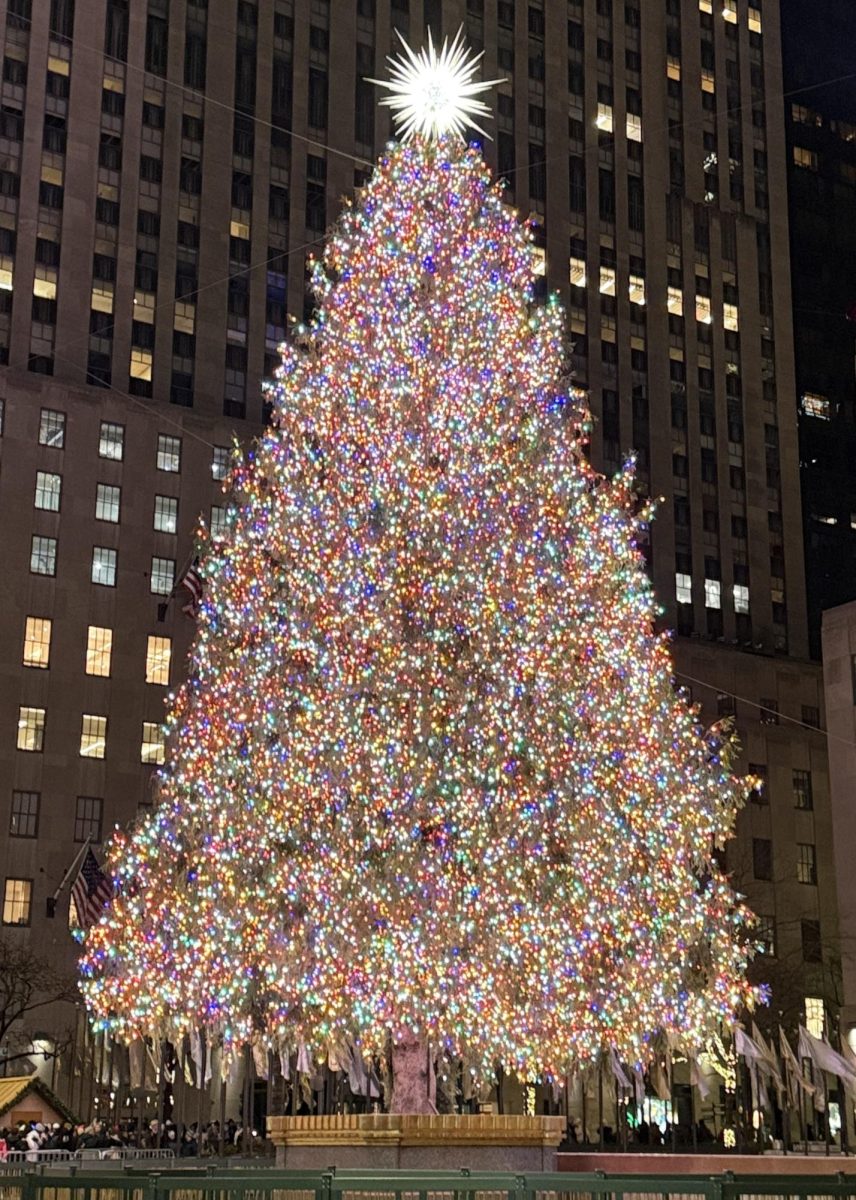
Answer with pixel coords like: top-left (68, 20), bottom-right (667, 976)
top-left (52, 836), bottom-right (92, 908)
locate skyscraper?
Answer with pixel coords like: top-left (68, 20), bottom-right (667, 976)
top-left (0, 0), bottom-right (838, 1057)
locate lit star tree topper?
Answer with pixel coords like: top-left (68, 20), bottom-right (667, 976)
top-left (79, 32), bottom-right (760, 1114)
top-left (367, 26), bottom-right (505, 140)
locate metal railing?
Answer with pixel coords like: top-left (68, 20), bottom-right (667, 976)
top-left (0, 1167), bottom-right (853, 1200)
top-left (0, 1149), bottom-right (175, 1168)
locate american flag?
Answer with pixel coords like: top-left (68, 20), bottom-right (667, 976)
top-left (71, 848), bottom-right (113, 930)
top-left (179, 559), bottom-right (204, 618)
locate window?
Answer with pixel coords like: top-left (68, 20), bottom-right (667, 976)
top-left (717, 692), bottom-right (736, 718)
top-left (801, 391), bottom-right (831, 420)
top-left (150, 556), bottom-right (175, 596)
top-left (804, 921), bottom-right (825, 967)
top-left (17, 706), bottom-right (45, 752)
top-left (793, 146), bottom-right (818, 171)
top-left (10, 791), bottom-right (39, 838)
top-left (145, 635), bottom-right (172, 685)
top-left (802, 705), bottom-right (821, 729)
top-left (79, 713), bottom-right (107, 759)
top-left (30, 535), bottom-right (57, 576)
top-left (793, 769), bottom-right (813, 810)
top-left (752, 837), bottom-right (772, 881)
top-left (23, 617), bottom-right (51, 669)
top-left (704, 579), bottom-right (721, 609)
top-left (157, 433), bottom-right (181, 472)
top-left (153, 495), bottom-right (178, 534)
top-left (74, 796), bottom-right (103, 843)
top-left (675, 573), bottom-right (692, 605)
top-left (99, 421), bottom-right (124, 461)
top-left (211, 445), bottom-right (230, 480)
top-left (805, 996), bottom-right (824, 1037)
top-left (95, 483), bottom-right (121, 523)
top-left (797, 843), bottom-right (817, 885)
top-left (39, 408), bottom-right (65, 447)
top-left (759, 698), bottom-right (779, 725)
top-left (91, 547), bottom-right (117, 587)
top-left (210, 505), bottom-right (228, 539)
top-left (85, 625), bottom-right (112, 677)
top-left (34, 471), bottom-right (61, 512)
top-left (756, 915), bottom-right (775, 956)
top-left (2, 878), bottom-right (32, 926)
top-left (733, 584), bottom-right (750, 614)
top-left (141, 721), bottom-right (166, 764)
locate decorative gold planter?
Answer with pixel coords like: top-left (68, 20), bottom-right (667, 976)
top-left (267, 1113), bottom-right (565, 1170)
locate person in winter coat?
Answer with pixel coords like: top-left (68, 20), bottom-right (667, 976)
top-left (24, 1123), bottom-right (45, 1162)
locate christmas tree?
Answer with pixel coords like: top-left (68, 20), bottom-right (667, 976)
top-left (80, 32), bottom-right (757, 1107)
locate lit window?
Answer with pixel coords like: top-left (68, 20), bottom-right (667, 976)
top-left (95, 483), bottom-right (121, 523)
top-left (150, 556), bottom-right (175, 596)
top-left (722, 2), bottom-right (737, 22)
top-left (211, 445), bottom-right (231, 480)
top-left (596, 103), bottom-right (614, 132)
top-left (130, 348), bottom-right (153, 381)
top-left (704, 579), bottom-right (721, 609)
top-left (10, 791), bottom-right (39, 838)
top-left (35, 470), bottom-right (61, 511)
top-left (39, 408), bottom-right (65, 448)
top-left (99, 421), bottom-right (124, 460)
top-left (667, 286), bottom-right (683, 315)
top-left (2, 878), bottom-right (32, 926)
top-left (667, 56), bottom-right (681, 81)
top-left (748, 6), bottom-right (762, 33)
top-left (79, 713), bottom-right (107, 759)
top-left (157, 433), bottom-right (181, 472)
top-left (74, 795), bottom-right (103, 843)
top-left (733, 584), bottom-right (750, 614)
top-left (626, 113), bottom-right (642, 142)
top-left (599, 265), bottom-right (616, 295)
top-left (91, 284), bottom-right (113, 313)
top-left (723, 302), bottom-right (739, 332)
top-left (675, 573), bottom-right (692, 605)
top-left (793, 769), bottom-right (813, 810)
top-left (145, 635), bottom-right (171, 685)
top-left (793, 146), bottom-right (818, 171)
top-left (141, 721), bottom-right (166, 764)
top-left (628, 274), bottom-right (646, 305)
top-left (153, 494), bottom-right (178, 534)
top-left (23, 617), bottom-right (52, 669)
top-left (801, 391), bottom-right (831, 420)
top-left (85, 625), bottom-right (113, 677)
top-left (797, 842), bottom-right (817, 885)
top-left (695, 295), bottom-right (712, 324)
top-left (569, 256), bottom-right (587, 287)
top-left (701, 70), bottom-right (715, 94)
top-left (210, 505), bottom-right (228, 539)
top-left (805, 996), bottom-right (824, 1038)
top-left (30, 535), bottom-right (57, 576)
top-left (91, 546), bottom-right (117, 587)
top-left (532, 246), bottom-right (546, 276)
top-left (17, 706), bottom-right (45, 752)
top-left (698, 0), bottom-right (712, 10)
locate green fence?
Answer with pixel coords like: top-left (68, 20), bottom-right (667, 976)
top-left (1, 1169), bottom-right (855, 1200)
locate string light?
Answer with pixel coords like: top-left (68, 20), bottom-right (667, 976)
top-left (79, 130), bottom-right (759, 1083)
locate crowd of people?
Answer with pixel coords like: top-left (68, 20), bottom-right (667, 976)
top-left (0, 1118), bottom-right (265, 1162)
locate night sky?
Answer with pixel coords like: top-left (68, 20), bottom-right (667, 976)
top-left (780, 0), bottom-right (856, 122)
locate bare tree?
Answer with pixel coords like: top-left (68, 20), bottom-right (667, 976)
top-left (0, 937), bottom-right (79, 1072)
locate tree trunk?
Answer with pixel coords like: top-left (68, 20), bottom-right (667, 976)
top-left (389, 1038), bottom-right (438, 1114)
